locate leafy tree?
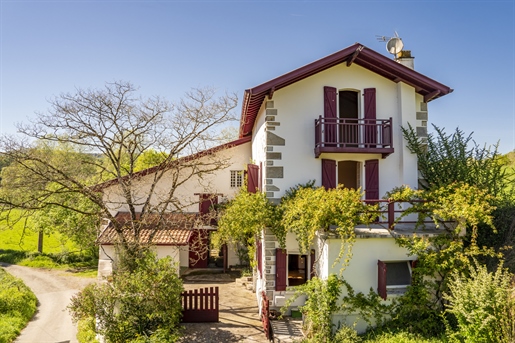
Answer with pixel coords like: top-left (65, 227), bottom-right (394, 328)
top-left (402, 124), bottom-right (510, 197)
top-left (214, 187), bottom-right (279, 265)
top-left (0, 81), bottom-right (237, 264)
top-left (69, 251), bottom-right (183, 342)
top-left (402, 124), bottom-right (515, 271)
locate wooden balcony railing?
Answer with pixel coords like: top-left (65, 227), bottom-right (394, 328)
top-left (362, 199), bottom-right (434, 230)
top-left (314, 116), bottom-right (394, 158)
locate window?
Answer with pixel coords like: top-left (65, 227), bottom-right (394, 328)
top-left (377, 260), bottom-right (414, 300)
top-left (288, 254), bottom-right (307, 286)
top-left (230, 170), bottom-right (243, 188)
top-left (276, 249), bottom-right (315, 291)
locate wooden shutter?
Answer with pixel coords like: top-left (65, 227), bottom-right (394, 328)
top-left (322, 159), bottom-right (336, 189)
top-left (378, 260), bottom-right (387, 300)
top-left (310, 249), bottom-right (316, 279)
top-left (365, 159), bottom-right (379, 200)
top-left (199, 194), bottom-right (217, 215)
top-left (276, 248), bottom-right (287, 291)
top-left (247, 164), bottom-right (259, 193)
top-left (257, 239), bottom-right (263, 278)
top-left (364, 88), bottom-right (377, 147)
top-left (324, 86), bottom-right (337, 144)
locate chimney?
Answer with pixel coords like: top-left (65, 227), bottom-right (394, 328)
top-left (396, 50), bottom-right (414, 69)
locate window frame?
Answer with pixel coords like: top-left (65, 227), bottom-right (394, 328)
top-left (230, 170), bottom-right (244, 188)
top-left (378, 259), bottom-right (415, 300)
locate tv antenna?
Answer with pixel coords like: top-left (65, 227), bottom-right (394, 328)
top-left (376, 31), bottom-right (404, 58)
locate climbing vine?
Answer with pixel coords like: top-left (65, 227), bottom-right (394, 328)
top-left (213, 188), bottom-right (281, 265)
top-left (281, 185), bottom-right (376, 269)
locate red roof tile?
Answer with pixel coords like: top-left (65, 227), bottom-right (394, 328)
top-left (97, 212), bottom-right (201, 245)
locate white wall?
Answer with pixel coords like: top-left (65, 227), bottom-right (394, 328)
top-left (103, 142), bottom-right (252, 215)
top-left (251, 63), bottom-right (421, 199)
top-left (324, 235), bottom-right (415, 333)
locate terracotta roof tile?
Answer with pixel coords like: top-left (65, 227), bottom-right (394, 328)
top-left (97, 212), bottom-right (200, 245)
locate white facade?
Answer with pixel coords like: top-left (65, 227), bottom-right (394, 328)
top-left (98, 141), bottom-right (252, 277)
top-left (245, 43), bottom-right (451, 329)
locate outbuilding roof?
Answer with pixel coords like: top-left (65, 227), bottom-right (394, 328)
top-left (97, 212), bottom-right (199, 245)
top-left (239, 42), bottom-right (453, 138)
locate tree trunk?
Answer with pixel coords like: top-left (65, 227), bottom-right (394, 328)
top-left (37, 231), bottom-right (43, 253)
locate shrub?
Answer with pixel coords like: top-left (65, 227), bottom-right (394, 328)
top-left (444, 259), bottom-right (515, 343)
top-left (76, 316), bottom-right (99, 343)
top-left (283, 274), bottom-right (342, 342)
top-left (0, 268), bottom-right (37, 343)
top-left (69, 250), bottom-right (184, 343)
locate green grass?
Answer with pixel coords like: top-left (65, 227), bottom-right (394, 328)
top-left (0, 268), bottom-right (37, 343)
top-left (0, 213), bottom-right (97, 275)
top-left (0, 223), bottom-right (78, 254)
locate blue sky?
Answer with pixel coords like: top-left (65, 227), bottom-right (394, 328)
top-left (1, 1), bottom-right (514, 153)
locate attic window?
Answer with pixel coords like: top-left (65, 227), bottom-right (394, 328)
top-left (230, 170), bottom-right (243, 188)
top-left (377, 260), bottom-right (413, 300)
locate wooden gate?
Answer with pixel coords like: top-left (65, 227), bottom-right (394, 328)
top-left (261, 291), bottom-right (272, 340)
top-left (181, 287), bottom-right (219, 322)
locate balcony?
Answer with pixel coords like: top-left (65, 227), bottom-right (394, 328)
top-left (314, 117), bottom-right (394, 158)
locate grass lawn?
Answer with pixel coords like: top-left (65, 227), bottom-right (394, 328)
top-left (0, 213), bottom-right (97, 273)
top-left (0, 221), bottom-right (77, 254)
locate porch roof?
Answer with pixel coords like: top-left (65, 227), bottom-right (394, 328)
top-left (97, 212), bottom-right (198, 246)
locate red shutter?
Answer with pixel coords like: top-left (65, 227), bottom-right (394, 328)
top-left (199, 194), bottom-right (217, 215)
top-left (322, 159), bottom-right (336, 189)
top-left (365, 159), bottom-right (379, 200)
top-left (199, 194), bottom-right (218, 225)
top-left (257, 239), bottom-right (263, 278)
top-left (310, 249), bottom-right (316, 279)
top-left (324, 86), bottom-right (337, 144)
top-left (247, 164), bottom-right (259, 193)
top-left (378, 260), bottom-right (387, 300)
top-left (411, 260), bottom-right (418, 269)
top-left (364, 88), bottom-right (377, 147)
top-left (276, 248), bottom-right (287, 291)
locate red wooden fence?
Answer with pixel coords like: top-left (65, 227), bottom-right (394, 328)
top-left (181, 287), bottom-right (219, 323)
top-left (261, 291), bottom-right (272, 340)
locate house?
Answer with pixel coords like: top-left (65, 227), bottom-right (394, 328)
top-left (97, 137), bottom-right (253, 278)
top-left (96, 41), bottom-right (452, 332)
top-left (239, 43), bottom-right (452, 331)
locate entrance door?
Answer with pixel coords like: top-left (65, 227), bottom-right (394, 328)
top-left (339, 91), bottom-right (359, 146)
top-left (189, 229), bottom-right (208, 268)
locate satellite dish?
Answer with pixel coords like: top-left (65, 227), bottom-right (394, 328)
top-left (386, 37), bottom-right (404, 55)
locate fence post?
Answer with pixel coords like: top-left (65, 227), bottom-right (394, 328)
top-left (388, 201), bottom-right (395, 230)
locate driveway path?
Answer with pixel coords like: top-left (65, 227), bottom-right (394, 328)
top-left (179, 274), bottom-right (270, 343)
top-left (1, 263), bottom-right (95, 343)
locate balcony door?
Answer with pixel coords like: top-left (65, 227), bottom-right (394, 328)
top-left (339, 91), bottom-right (359, 146)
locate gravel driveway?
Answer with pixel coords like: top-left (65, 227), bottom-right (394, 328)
top-left (2, 265), bottom-right (279, 343)
top-left (1, 263), bottom-right (95, 343)
top-left (179, 273), bottom-right (270, 343)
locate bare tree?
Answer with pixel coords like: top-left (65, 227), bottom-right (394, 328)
top-left (0, 81), bottom-right (238, 260)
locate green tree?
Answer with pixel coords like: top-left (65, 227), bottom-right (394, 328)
top-left (402, 124), bottom-right (515, 271)
top-left (214, 187), bottom-right (279, 265)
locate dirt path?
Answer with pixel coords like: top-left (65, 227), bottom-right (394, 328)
top-left (1, 263), bottom-right (95, 343)
top-left (180, 274), bottom-right (270, 343)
